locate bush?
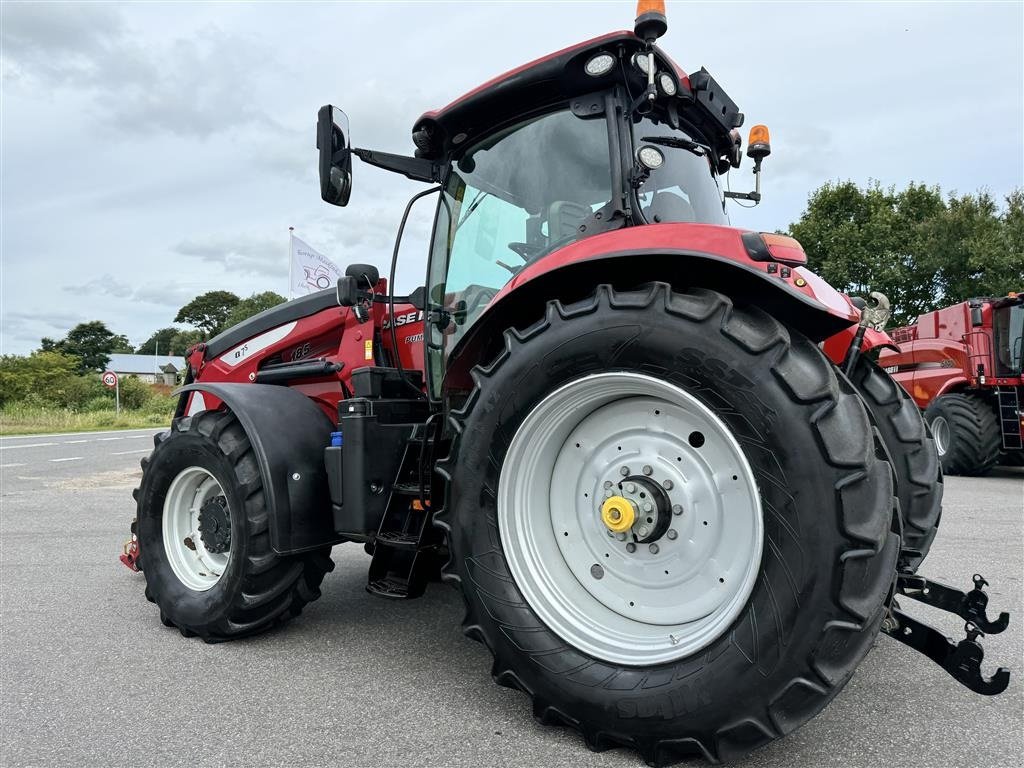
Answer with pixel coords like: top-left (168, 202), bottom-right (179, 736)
top-left (117, 376), bottom-right (152, 410)
top-left (0, 351), bottom-right (81, 407)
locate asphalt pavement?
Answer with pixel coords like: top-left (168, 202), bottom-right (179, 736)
top-left (1, 428), bottom-right (1022, 767)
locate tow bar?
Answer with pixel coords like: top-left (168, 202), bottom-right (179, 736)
top-left (882, 573), bottom-right (1010, 695)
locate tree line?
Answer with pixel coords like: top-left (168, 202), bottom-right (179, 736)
top-left (30, 291), bottom-right (286, 375)
top-left (1, 291), bottom-right (285, 408)
top-left (788, 183), bottom-right (1023, 327)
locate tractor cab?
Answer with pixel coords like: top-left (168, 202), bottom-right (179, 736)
top-left (319, 24), bottom-right (773, 398)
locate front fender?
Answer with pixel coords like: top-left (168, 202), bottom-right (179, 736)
top-left (822, 326), bottom-right (899, 367)
top-left (446, 224), bottom-right (860, 389)
top-left (177, 382), bottom-right (341, 555)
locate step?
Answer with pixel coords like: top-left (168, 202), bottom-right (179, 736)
top-left (392, 482), bottom-right (427, 497)
top-left (375, 530), bottom-right (421, 551)
top-left (366, 576), bottom-right (411, 599)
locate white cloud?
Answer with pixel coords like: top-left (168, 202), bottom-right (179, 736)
top-left (1, 1), bottom-right (1021, 353)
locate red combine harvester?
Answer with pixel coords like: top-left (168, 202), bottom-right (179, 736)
top-left (880, 294), bottom-right (1024, 476)
top-left (121, 3), bottom-right (1009, 763)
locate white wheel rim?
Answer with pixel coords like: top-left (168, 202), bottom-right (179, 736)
top-left (162, 466), bottom-right (230, 591)
top-left (931, 415), bottom-right (949, 456)
top-left (498, 372), bottom-right (763, 666)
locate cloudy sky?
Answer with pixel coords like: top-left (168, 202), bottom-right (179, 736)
top-left (2, 0), bottom-right (1021, 354)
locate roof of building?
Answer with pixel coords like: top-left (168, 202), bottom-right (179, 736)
top-left (106, 354), bottom-right (184, 374)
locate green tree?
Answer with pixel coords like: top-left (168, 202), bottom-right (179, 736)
top-left (789, 182), bottom-right (1024, 327)
top-left (174, 291), bottom-right (240, 336)
top-left (0, 351), bottom-right (81, 406)
top-left (136, 327), bottom-right (181, 355)
top-left (42, 321), bottom-right (133, 373)
top-left (169, 328), bottom-right (205, 355)
top-left (221, 291), bottom-right (287, 330)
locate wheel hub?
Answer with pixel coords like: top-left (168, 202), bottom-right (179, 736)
top-left (198, 496), bottom-right (231, 554)
top-left (600, 495), bottom-right (636, 532)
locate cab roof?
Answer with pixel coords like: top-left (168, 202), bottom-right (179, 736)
top-left (411, 31), bottom-right (741, 161)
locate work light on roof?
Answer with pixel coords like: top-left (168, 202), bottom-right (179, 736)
top-left (657, 72), bottom-right (677, 96)
top-left (584, 52), bottom-right (616, 77)
top-left (631, 51), bottom-right (651, 75)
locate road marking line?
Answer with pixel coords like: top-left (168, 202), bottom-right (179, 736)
top-left (112, 449), bottom-right (151, 456)
top-left (0, 443), bottom-right (57, 450)
top-left (64, 440), bottom-right (88, 444)
top-left (1, 463), bottom-right (26, 468)
top-left (97, 437), bottom-right (124, 441)
top-left (0, 427), bottom-right (163, 440)
top-left (50, 457), bottom-right (83, 463)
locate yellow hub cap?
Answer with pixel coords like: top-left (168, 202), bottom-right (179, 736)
top-left (600, 496), bottom-right (636, 532)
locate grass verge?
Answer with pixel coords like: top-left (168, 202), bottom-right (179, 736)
top-left (0, 405), bottom-right (174, 436)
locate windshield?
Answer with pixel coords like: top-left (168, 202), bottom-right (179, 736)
top-left (426, 109), bottom-right (613, 379)
top-left (631, 115), bottom-right (728, 226)
top-left (994, 303), bottom-right (1023, 375)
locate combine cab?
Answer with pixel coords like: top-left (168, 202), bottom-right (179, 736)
top-left (881, 293), bottom-right (1024, 475)
top-left (122, 3), bottom-right (1010, 763)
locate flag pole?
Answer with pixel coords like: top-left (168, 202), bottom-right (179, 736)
top-left (288, 226), bottom-right (295, 299)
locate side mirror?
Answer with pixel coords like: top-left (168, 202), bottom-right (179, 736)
top-left (317, 105), bottom-right (352, 207)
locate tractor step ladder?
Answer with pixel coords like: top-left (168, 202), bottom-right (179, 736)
top-left (997, 387), bottom-right (1023, 450)
top-left (366, 423), bottom-right (439, 599)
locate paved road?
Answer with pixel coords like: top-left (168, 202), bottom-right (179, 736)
top-left (1, 429), bottom-right (1022, 767)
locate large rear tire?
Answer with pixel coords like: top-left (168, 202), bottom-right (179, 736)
top-left (848, 357), bottom-right (942, 572)
top-left (924, 393), bottom-right (1000, 476)
top-left (438, 284), bottom-right (899, 765)
top-left (135, 409), bottom-right (334, 641)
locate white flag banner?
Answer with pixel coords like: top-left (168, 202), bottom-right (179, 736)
top-left (290, 234), bottom-right (343, 297)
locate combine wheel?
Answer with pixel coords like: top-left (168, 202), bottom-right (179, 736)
top-left (848, 357), bottom-right (942, 572)
top-left (439, 284), bottom-right (899, 764)
top-left (135, 409), bottom-right (333, 641)
top-left (924, 394), bottom-right (1001, 476)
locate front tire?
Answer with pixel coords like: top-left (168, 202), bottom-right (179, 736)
top-left (135, 410), bottom-right (333, 641)
top-left (438, 284), bottom-right (898, 764)
top-left (925, 393), bottom-right (1000, 476)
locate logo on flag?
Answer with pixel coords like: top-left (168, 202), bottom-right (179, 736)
top-left (290, 234), bottom-right (343, 297)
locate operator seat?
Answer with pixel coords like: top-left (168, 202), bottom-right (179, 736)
top-left (645, 191), bottom-right (696, 223)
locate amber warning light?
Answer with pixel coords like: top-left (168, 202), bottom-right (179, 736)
top-left (725, 124), bottom-right (773, 205)
top-left (634, 0), bottom-right (667, 42)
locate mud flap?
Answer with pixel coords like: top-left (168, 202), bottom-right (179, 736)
top-left (176, 382), bottom-right (342, 555)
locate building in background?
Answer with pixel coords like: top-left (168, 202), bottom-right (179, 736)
top-left (105, 354), bottom-right (183, 385)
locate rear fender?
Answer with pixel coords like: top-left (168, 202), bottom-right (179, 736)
top-left (446, 228), bottom-right (860, 389)
top-left (176, 382), bottom-right (341, 555)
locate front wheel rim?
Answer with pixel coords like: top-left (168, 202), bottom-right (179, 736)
top-left (498, 372), bottom-right (763, 666)
top-left (162, 466), bottom-right (231, 591)
top-left (931, 415), bottom-right (950, 456)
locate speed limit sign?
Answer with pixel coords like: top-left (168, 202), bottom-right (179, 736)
top-left (101, 371), bottom-right (118, 389)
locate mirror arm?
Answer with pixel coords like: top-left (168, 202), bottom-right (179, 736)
top-left (351, 147), bottom-right (442, 183)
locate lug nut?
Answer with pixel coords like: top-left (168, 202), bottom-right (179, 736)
top-left (604, 480), bottom-right (613, 489)
top-left (666, 529), bottom-right (678, 540)
top-left (620, 466), bottom-right (630, 476)
top-left (636, 525), bottom-right (650, 537)
top-left (616, 532), bottom-right (627, 541)
top-left (626, 483), bottom-right (636, 493)
top-left (626, 543), bottom-right (636, 553)
top-left (662, 479), bottom-right (673, 490)
top-left (672, 504), bottom-right (683, 516)
top-left (642, 465), bottom-right (653, 476)
top-left (642, 501), bottom-right (653, 513)
top-left (649, 543), bottom-right (660, 554)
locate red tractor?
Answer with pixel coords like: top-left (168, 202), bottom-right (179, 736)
top-left (122, 3), bottom-right (1010, 763)
top-left (879, 294), bottom-right (1024, 476)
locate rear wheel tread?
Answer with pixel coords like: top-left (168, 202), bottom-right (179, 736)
top-left (437, 283), bottom-right (897, 765)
